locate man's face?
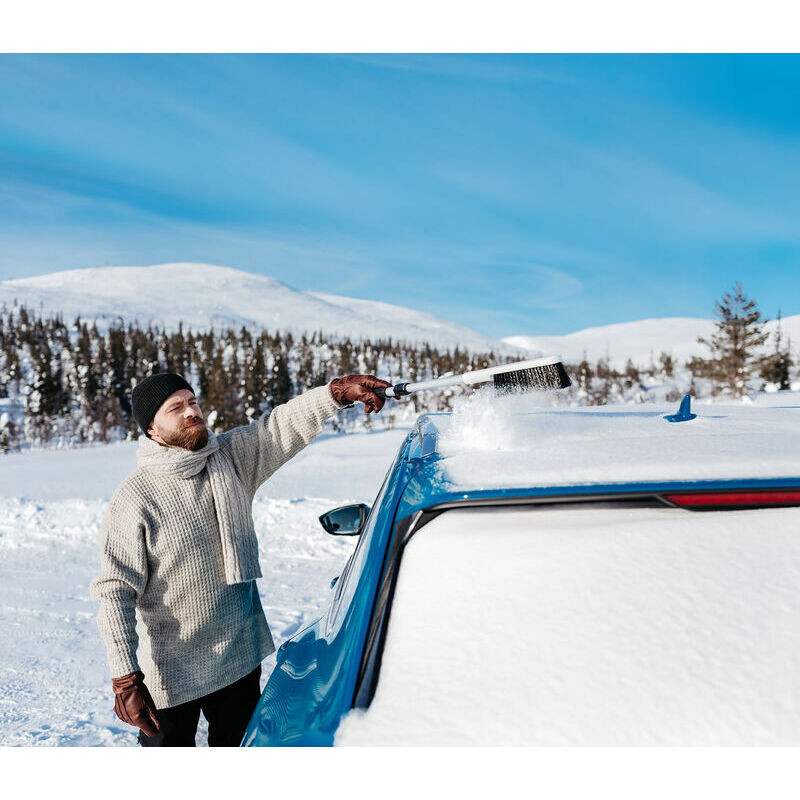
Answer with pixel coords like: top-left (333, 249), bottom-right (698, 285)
top-left (147, 389), bottom-right (208, 451)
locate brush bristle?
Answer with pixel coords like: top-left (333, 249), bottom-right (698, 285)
top-left (492, 362), bottom-right (571, 393)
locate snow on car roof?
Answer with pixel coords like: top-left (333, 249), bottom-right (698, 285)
top-left (422, 387), bottom-right (800, 491)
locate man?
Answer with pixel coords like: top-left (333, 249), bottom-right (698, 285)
top-left (90, 371), bottom-right (391, 747)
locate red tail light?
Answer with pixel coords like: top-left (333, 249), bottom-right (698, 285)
top-left (664, 490), bottom-right (800, 509)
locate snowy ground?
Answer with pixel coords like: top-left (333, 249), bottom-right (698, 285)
top-left (3, 389), bottom-right (799, 747)
top-left (0, 423), bottom-right (411, 746)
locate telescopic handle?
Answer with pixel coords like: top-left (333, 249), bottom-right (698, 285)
top-left (374, 372), bottom-right (466, 398)
top-left (374, 383), bottom-right (412, 399)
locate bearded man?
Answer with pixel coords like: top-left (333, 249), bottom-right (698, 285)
top-left (90, 372), bottom-right (391, 747)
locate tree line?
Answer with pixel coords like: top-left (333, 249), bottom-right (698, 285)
top-left (0, 283), bottom-right (794, 452)
top-left (0, 307), bottom-right (500, 451)
top-left (568, 283), bottom-right (794, 406)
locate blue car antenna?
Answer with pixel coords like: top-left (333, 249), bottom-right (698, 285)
top-left (664, 394), bottom-right (697, 423)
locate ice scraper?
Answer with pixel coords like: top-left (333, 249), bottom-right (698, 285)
top-left (374, 356), bottom-right (571, 399)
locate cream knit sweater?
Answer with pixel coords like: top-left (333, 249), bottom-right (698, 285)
top-left (90, 383), bottom-right (347, 709)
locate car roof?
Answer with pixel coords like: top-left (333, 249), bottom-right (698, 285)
top-left (393, 392), bottom-right (800, 520)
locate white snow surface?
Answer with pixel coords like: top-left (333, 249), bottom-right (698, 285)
top-left (434, 386), bottom-right (800, 490)
top-left (0, 262), bottom-right (520, 355)
top-left (0, 423), bottom-right (411, 746)
top-left (3, 390), bottom-right (800, 746)
top-left (504, 315), bottom-right (800, 370)
top-left (335, 503), bottom-right (800, 746)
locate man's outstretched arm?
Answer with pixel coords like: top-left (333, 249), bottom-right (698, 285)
top-left (226, 375), bottom-right (391, 496)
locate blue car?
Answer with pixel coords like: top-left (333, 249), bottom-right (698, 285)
top-left (242, 398), bottom-right (800, 746)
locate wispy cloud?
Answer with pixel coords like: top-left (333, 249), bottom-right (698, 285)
top-left (334, 54), bottom-right (564, 83)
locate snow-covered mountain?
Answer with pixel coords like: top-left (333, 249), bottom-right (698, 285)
top-left (4, 262), bottom-right (795, 368)
top-left (0, 262), bottom-right (522, 357)
top-left (504, 315), bottom-right (800, 369)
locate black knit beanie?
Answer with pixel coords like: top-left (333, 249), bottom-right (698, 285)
top-left (131, 373), bottom-right (195, 438)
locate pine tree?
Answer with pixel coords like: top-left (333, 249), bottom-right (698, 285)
top-left (296, 335), bottom-right (316, 392)
top-left (760, 311), bottom-right (793, 391)
top-left (407, 348), bottom-right (419, 382)
top-left (658, 352), bottom-right (675, 377)
top-left (623, 359), bottom-right (640, 389)
top-left (95, 336), bottom-right (124, 441)
top-left (226, 331), bottom-right (244, 423)
top-left (71, 322), bottom-right (102, 441)
top-left (574, 354), bottom-right (593, 396)
top-left (203, 342), bottom-right (230, 431)
top-left (240, 327), bottom-right (262, 423)
top-left (589, 358), bottom-right (612, 405)
top-left (107, 325), bottom-right (131, 424)
top-left (268, 348), bottom-right (293, 409)
top-left (26, 337), bottom-right (55, 442)
top-left (337, 339), bottom-right (356, 375)
top-left (691, 283), bottom-right (769, 397)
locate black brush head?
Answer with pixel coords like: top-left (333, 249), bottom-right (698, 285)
top-left (492, 361), bottom-right (572, 393)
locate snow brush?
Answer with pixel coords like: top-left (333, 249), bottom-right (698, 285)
top-left (374, 356), bottom-right (571, 400)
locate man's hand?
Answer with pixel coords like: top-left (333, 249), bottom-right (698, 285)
top-left (111, 670), bottom-right (161, 738)
top-left (329, 374), bottom-right (393, 414)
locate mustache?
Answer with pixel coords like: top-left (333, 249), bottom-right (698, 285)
top-left (183, 417), bottom-right (204, 429)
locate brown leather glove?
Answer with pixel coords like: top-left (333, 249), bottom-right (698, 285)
top-left (111, 670), bottom-right (161, 738)
top-left (329, 374), bottom-right (393, 414)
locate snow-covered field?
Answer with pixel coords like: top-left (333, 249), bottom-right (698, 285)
top-left (0, 422), bottom-right (411, 746)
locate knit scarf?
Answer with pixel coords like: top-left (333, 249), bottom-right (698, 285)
top-left (136, 432), bottom-right (262, 585)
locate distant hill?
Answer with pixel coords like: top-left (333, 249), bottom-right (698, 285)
top-left (3, 262), bottom-right (795, 369)
top-left (0, 262), bottom-right (522, 357)
top-left (504, 315), bottom-right (800, 369)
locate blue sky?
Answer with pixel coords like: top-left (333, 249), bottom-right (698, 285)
top-left (0, 54), bottom-right (798, 338)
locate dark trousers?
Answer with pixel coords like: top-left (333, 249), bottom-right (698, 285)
top-left (138, 665), bottom-right (262, 747)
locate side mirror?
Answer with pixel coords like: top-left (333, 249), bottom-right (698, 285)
top-left (319, 503), bottom-right (370, 536)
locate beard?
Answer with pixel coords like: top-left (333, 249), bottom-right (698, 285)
top-left (163, 417), bottom-right (209, 451)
